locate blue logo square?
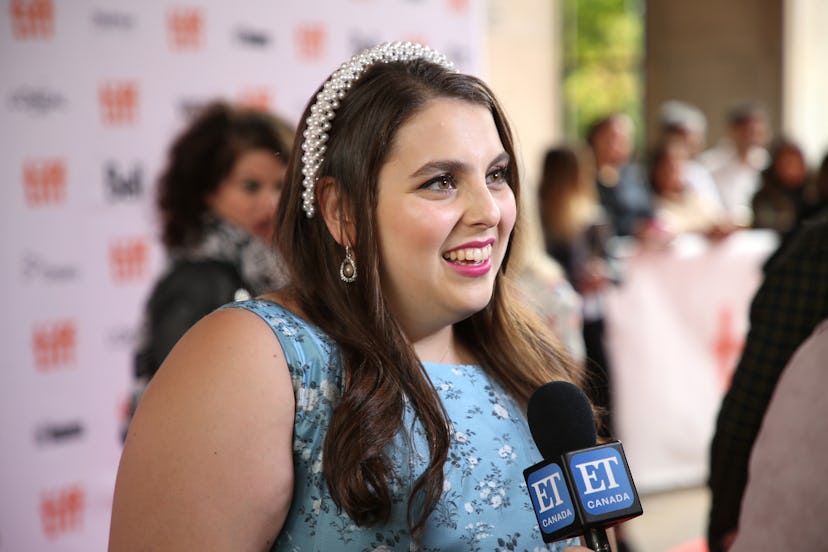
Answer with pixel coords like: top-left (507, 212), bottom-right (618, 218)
top-left (526, 462), bottom-right (577, 534)
top-left (568, 447), bottom-right (634, 516)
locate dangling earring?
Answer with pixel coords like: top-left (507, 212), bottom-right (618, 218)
top-left (340, 246), bottom-right (357, 283)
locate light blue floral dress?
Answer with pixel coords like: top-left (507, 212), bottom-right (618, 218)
top-left (223, 299), bottom-right (577, 552)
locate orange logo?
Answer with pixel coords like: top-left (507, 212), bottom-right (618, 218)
top-left (32, 320), bottom-right (76, 371)
top-left (99, 81), bottom-right (139, 126)
top-left (23, 159), bottom-right (66, 207)
top-left (10, 0), bottom-right (54, 40)
top-left (237, 88), bottom-right (271, 112)
top-left (295, 23), bottom-right (326, 60)
top-left (167, 7), bottom-right (203, 50)
top-left (109, 237), bottom-right (149, 283)
top-left (447, 0), bottom-right (468, 13)
top-left (712, 306), bottom-right (745, 391)
top-left (40, 483), bottom-right (85, 540)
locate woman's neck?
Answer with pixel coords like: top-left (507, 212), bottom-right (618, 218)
top-left (411, 325), bottom-right (473, 365)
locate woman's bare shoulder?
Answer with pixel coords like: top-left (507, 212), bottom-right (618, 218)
top-left (110, 306), bottom-right (295, 550)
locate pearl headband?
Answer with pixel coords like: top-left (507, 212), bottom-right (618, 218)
top-left (299, 41), bottom-right (455, 218)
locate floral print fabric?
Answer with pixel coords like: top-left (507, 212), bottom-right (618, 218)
top-left (224, 299), bottom-right (576, 551)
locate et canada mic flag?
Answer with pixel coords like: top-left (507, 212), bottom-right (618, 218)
top-left (524, 382), bottom-right (643, 545)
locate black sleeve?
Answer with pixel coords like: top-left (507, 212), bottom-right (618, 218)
top-left (134, 260), bottom-right (246, 381)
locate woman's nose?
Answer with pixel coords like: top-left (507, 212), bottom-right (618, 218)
top-left (463, 180), bottom-right (500, 227)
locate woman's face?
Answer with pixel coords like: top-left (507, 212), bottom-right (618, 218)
top-left (207, 148), bottom-right (287, 241)
top-left (774, 148), bottom-right (806, 188)
top-left (374, 98), bottom-right (516, 340)
top-left (654, 148), bottom-right (687, 197)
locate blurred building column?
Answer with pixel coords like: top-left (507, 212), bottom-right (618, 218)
top-left (644, 0), bottom-right (783, 149)
top-left (485, 0), bottom-right (561, 253)
top-left (485, 0), bottom-right (561, 192)
top-left (783, 0), bottom-right (828, 165)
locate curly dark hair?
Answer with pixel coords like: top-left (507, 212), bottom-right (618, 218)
top-left (157, 100), bottom-right (293, 248)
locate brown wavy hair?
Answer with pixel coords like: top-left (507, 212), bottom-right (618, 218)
top-left (275, 58), bottom-right (582, 533)
top-left (156, 100), bottom-right (293, 248)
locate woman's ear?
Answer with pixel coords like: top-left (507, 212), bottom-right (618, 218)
top-left (317, 176), bottom-right (355, 246)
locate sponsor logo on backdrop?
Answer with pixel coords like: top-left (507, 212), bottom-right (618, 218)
top-left (167, 7), bottom-right (203, 50)
top-left (8, 86), bottom-right (66, 115)
top-left (99, 81), bottom-right (139, 126)
top-left (22, 252), bottom-right (79, 283)
top-left (237, 88), bottom-right (271, 112)
top-left (40, 483), bottom-right (85, 540)
top-left (32, 320), bottom-right (76, 371)
top-left (713, 305), bottom-right (744, 390)
top-left (349, 34), bottom-right (382, 54)
top-left (34, 420), bottom-right (85, 445)
top-left (236, 26), bottom-right (270, 48)
top-left (10, 0), bottom-right (53, 40)
top-left (106, 325), bottom-right (138, 350)
top-left (23, 158), bottom-right (66, 207)
top-left (445, 45), bottom-right (470, 68)
top-left (104, 161), bottom-right (144, 201)
top-left (110, 237), bottom-right (149, 283)
top-left (295, 23), bottom-right (326, 60)
top-left (178, 97), bottom-right (207, 119)
top-left (92, 8), bottom-right (136, 31)
top-left (448, 0), bottom-right (469, 12)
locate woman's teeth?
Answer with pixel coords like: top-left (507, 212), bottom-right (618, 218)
top-left (443, 244), bottom-right (492, 264)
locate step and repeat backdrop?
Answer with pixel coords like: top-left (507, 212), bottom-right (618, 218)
top-left (0, 1), bottom-right (483, 549)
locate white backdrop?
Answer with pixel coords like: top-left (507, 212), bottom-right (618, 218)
top-left (0, 1), bottom-right (484, 549)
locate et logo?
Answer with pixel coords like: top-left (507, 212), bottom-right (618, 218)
top-left (525, 461), bottom-right (576, 535)
top-left (569, 448), bottom-right (635, 516)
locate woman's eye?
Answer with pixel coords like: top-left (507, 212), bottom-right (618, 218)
top-left (487, 166), bottom-right (509, 185)
top-left (422, 174), bottom-right (456, 191)
top-left (241, 179), bottom-right (262, 193)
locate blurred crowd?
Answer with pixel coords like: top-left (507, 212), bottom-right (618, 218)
top-left (516, 100), bottom-right (828, 437)
top-left (512, 99), bottom-right (828, 551)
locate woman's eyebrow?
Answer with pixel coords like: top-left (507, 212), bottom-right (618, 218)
top-left (409, 159), bottom-right (466, 178)
top-left (409, 152), bottom-right (510, 178)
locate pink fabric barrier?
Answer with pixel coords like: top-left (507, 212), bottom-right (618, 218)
top-left (604, 230), bottom-right (778, 493)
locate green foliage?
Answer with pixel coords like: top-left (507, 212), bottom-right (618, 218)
top-left (562, 0), bottom-right (644, 147)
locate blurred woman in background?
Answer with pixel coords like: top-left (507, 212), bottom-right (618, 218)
top-left (752, 138), bottom-right (821, 236)
top-left (127, 100), bottom-right (294, 431)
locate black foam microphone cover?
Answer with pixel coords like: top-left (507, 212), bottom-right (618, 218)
top-left (526, 380), bottom-right (597, 459)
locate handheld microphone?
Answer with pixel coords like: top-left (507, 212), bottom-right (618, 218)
top-left (523, 381), bottom-right (643, 551)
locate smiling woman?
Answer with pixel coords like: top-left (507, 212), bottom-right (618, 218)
top-left (110, 42), bottom-right (593, 552)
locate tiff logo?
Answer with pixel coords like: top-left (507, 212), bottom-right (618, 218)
top-left (167, 7), bottom-right (203, 50)
top-left (110, 237), bottom-right (148, 283)
top-left (295, 23), bottom-right (326, 60)
top-left (23, 158), bottom-right (66, 207)
top-left (10, 0), bottom-right (54, 40)
top-left (40, 483), bottom-right (85, 540)
top-left (448, 0), bottom-right (468, 12)
top-left (104, 161), bottom-right (143, 201)
top-left (32, 320), bottom-right (76, 371)
top-left (99, 81), bottom-right (139, 126)
top-left (237, 88), bottom-right (271, 112)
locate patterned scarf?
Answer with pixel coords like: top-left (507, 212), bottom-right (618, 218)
top-left (168, 213), bottom-right (289, 295)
